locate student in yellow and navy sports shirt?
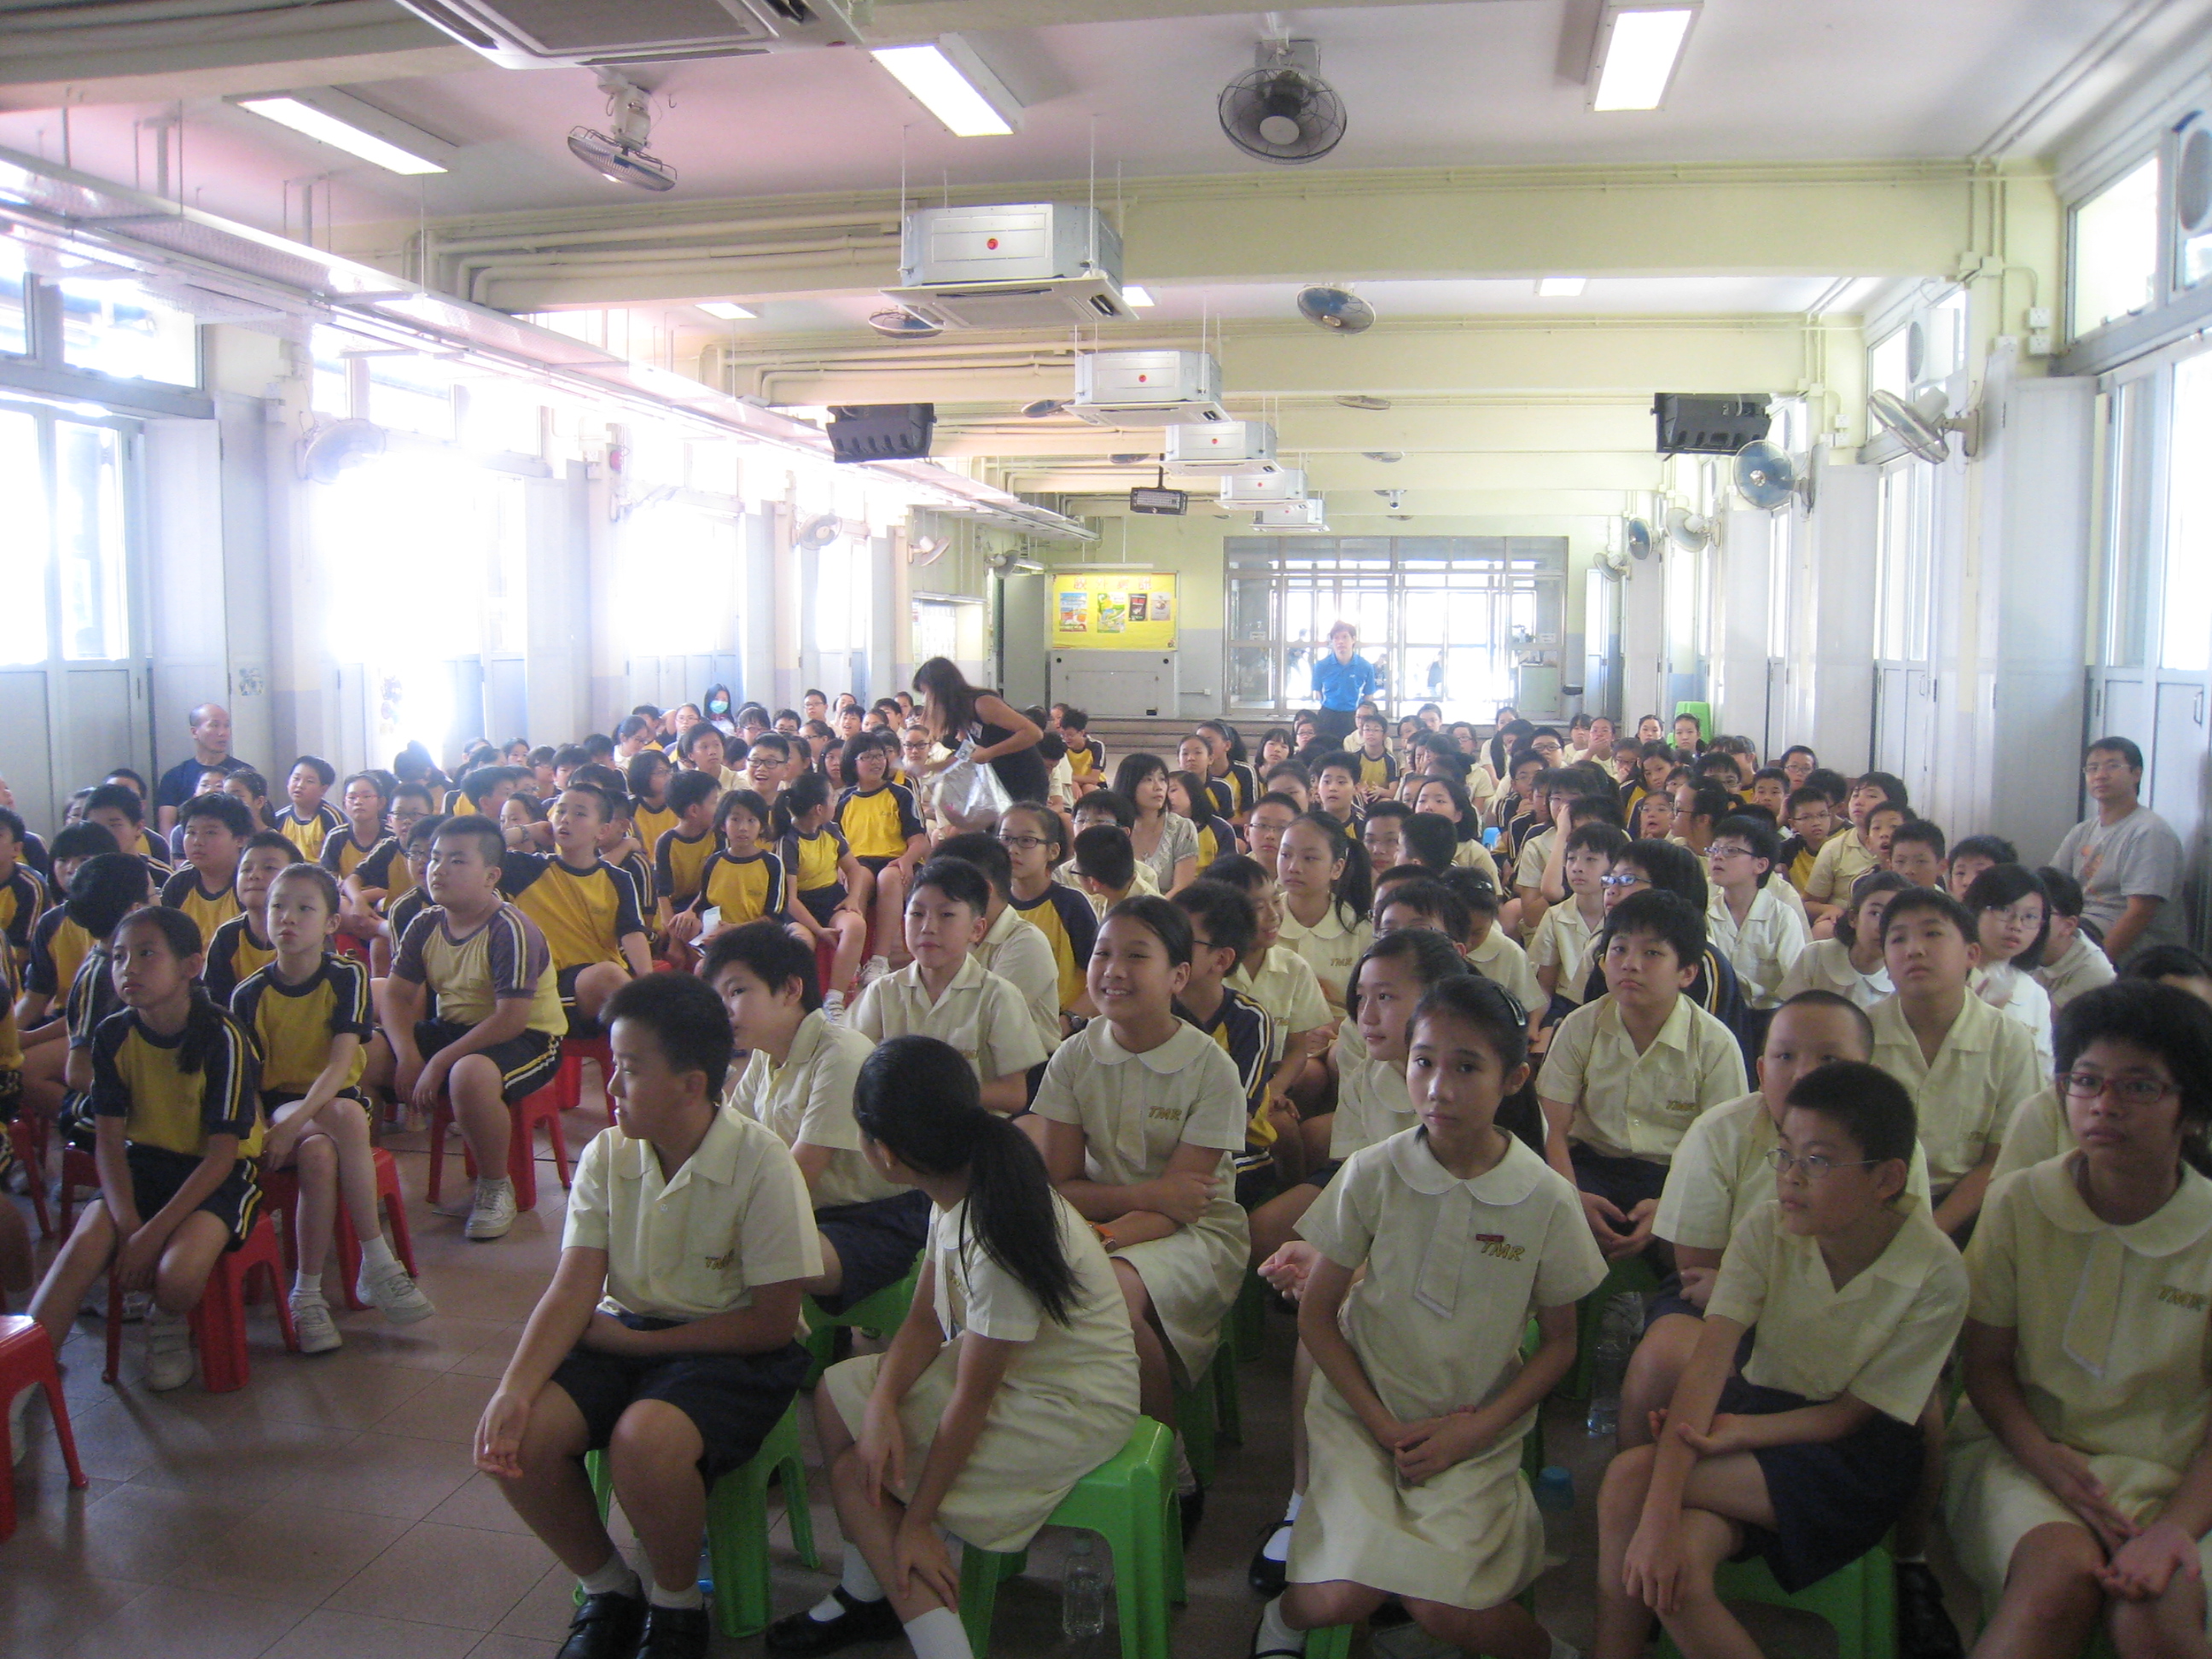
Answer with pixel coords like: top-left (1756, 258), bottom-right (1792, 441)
top-left (773, 772), bottom-right (873, 1010)
top-left (653, 770), bottom-right (725, 950)
top-left (203, 833), bottom-right (300, 1004)
top-left (836, 734), bottom-right (927, 970)
top-left (1053, 703), bottom-right (1106, 794)
top-left (1351, 711), bottom-right (1400, 800)
top-left (317, 771), bottom-right (391, 885)
top-left (626, 749), bottom-right (681, 870)
top-left (690, 789), bottom-right (787, 944)
top-left (25, 904), bottom-right (263, 1391)
top-left (20, 824), bottom-right (113, 1027)
top-left (499, 783), bottom-right (650, 1035)
top-left (159, 793), bottom-right (253, 947)
top-left (274, 755), bottom-right (346, 862)
top-left (0, 806), bottom-right (46, 969)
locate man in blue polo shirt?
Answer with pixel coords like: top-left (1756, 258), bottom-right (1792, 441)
top-left (153, 703), bottom-right (253, 835)
top-left (1309, 622), bottom-right (1378, 745)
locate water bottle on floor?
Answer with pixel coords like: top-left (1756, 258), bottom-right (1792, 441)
top-left (1062, 1533), bottom-right (1106, 1641)
top-left (1534, 1466), bottom-right (1575, 1568)
top-left (1584, 1290), bottom-right (1641, 1438)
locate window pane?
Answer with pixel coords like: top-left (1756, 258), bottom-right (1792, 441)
top-left (367, 355), bottom-right (454, 440)
top-left (2162, 353), bottom-right (2212, 672)
top-left (55, 422), bottom-right (127, 661)
top-left (0, 410), bottom-right (44, 663)
top-left (2103, 381), bottom-right (2153, 669)
top-left (0, 240), bottom-right (26, 358)
top-left (2073, 156), bottom-right (2160, 340)
top-left (58, 278), bottom-right (197, 387)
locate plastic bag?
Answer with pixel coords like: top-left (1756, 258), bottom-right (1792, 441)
top-left (935, 740), bottom-right (1014, 831)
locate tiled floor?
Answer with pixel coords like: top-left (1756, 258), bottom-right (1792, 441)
top-left (5, 1098), bottom-right (1983, 1658)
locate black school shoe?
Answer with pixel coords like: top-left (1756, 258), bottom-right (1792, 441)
top-left (1895, 1560), bottom-right (1965, 1659)
top-left (1180, 1486), bottom-right (1207, 1548)
top-left (763, 1589), bottom-right (903, 1656)
top-left (1247, 1519), bottom-right (1292, 1597)
top-left (634, 1603), bottom-right (711, 1659)
top-left (555, 1590), bottom-right (646, 1659)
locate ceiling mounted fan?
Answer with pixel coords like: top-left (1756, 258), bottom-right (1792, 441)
top-left (1220, 38), bottom-right (1347, 165)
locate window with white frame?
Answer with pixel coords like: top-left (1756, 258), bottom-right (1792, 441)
top-left (2072, 156), bottom-right (2161, 341)
top-left (1876, 459), bottom-right (1933, 664)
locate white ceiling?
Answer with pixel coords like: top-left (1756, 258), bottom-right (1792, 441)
top-left (0, 0), bottom-right (2199, 231)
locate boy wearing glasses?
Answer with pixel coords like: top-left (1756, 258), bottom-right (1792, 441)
top-left (1704, 814), bottom-right (1810, 1015)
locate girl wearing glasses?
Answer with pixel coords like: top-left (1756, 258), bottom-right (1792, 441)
top-left (1948, 981), bottom-right (2212, 1659)
top-left (995, 802), bottom-right (1097, 1017)
top-left (1965, 864), bottom-right (2057, 1068)
top-left (1597, 1061), bottom-right (1967, 1659)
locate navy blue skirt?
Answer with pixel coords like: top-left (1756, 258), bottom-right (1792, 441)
top-left (1724, 1377), bottom-right (1924, 1592)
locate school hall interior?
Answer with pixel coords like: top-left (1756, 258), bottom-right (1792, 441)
top-left (5, 1), bottom-right (2212, 1658)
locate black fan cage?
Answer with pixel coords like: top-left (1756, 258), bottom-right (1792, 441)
top-left (1218, 68), bottom-right (1347, 163)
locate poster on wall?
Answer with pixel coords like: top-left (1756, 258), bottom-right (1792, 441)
top-left (1050, 571), bottom-right (1179, 650)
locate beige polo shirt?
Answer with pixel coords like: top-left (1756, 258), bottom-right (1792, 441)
top-left (1708, 883), bottom-right (1810, 1010)
top-left (1869, 992), bottom-right (2046, 1188)
top-left (563, 1107), bottom-right (822, 1323)
top-left (1655, 1091), bottom-right (1934, 1253)
top-left (975, 904), bottom-right (1064, 1057)
top-left (1989, 1083), bottom-right (2069, 1184)
top-left (1537, 993), bottom-right (1748, 1164)
top-left (850, 953), bottom-right (1050, 1085)
top-left (1707, 1196), bottom-right (1967, 1423)
top-left (1526, 898), bottom-right (1602, 1008)
top-left (726, 1010), bottom-right (903, 1211)
top-left (1802, 829), bottom-right (1881, 906)
top-left (1229, 944), bottom-right (1333, 1041)
top-left (1466, 925), bottom-right (1543, 1015)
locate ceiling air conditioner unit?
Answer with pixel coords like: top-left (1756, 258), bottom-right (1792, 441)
top-left (1254, 498), bottom-right (1330, 533)
top-left (1166, 420), bottom-right (1278, 475)
top-left (1072, 350), bottom-right (1228, 428)
top-left (1219, 468), bottom-right (1305, 507)
top-left (394, 0), bottom-right (860, 67)
top-left (882, 204), bottom-right (1129, 330)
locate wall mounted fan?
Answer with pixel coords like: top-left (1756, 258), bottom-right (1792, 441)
top-left (1733, 439), bottom-right (1813, 512)
top-left (298, 417), bottom-right (386, 484)
top-left (1870, 387), bottom-right (1981, 463)
top-left (1297, 285), bottom-right (1373, 333)
top-left (796, 513), bottom-right (844, 550)
top-left (1623, 516), bottom-right (1654, 560)
top-left (1665, 506), bottom-right (1712, 554)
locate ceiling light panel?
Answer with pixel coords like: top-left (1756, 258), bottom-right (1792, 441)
top-left (229, 88), bottom-right (457, 175)
top-left (697, 301), bottom-right (756, 320)
top-left (872, 35), bottom-right (1022, 137)
top-left (1590, 4), bottom-right (1699, 112)
top-left (1538, 276), bottom-right (1587, 297)
top-left (1121, 285), bottom-right (1155, 307)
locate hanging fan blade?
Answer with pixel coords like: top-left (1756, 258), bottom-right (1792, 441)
top-left (1296, 285), bottom-right (1374, 333)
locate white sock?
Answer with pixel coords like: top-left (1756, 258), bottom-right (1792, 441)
top-left (1255, 1597), bottom-right (1303, 1655)
top-left (840, 1551), bottom-right (884, 1603)
top-left (358, 1234), bottom-right (398, 1274)
top-left (1261, 1492), bottom-right (1298, 1563)
top-left (648, 1580), bottom-right (703, 1610)
top-left (578, 1554), bottom-right (640, 1598)
top-left (292, 1272), bottom-right (324, 1301)
top-left (900, 1605), bottom-right (974, 1659)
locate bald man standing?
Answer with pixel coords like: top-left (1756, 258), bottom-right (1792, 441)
top-left (154, 702), bottom-right (253, 832)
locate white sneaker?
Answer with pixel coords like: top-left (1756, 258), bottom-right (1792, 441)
top-left (465, 1180), bottom-right (517, 1242)
top-left (144, 1312), bottom-right (194, 1391)
top-left (857, 955), bottom-right (891, 988)
top-left (356, 1259), bottom-right (436, 1324)
top-left (289, 1292), bottom-right (342, 1355)
top-left (821, 991), bottom-right (846, 1026)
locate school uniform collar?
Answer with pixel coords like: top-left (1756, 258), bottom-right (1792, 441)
top-left (981, 905), bottom-right (1027, 948)
top-left (1600, 992), bottom-right (1697, 1055)
top-left (1876, 990), bottom-right (1996, 1056)
top-left (1384, 1125), bottom-right (1545, 1206)
top-left (897, 954), bottom-right (985, 1003)
top-left (1860, 1196), bottom-right (1952, 1290)
top-left (1284, 904), bottom-right (1348, 940)
top-left (610, 1103), bottom-right (755, 1191)
top-left (773, 1010), bottom-right (833, 1079)
top-left (1087, 1016), bottom-right (1200, 1073)
top-left (2025, 1155), bottom-right (2212, 1256)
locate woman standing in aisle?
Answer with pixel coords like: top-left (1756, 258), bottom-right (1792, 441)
top-left (912, 658), bottom-right (1051, 818)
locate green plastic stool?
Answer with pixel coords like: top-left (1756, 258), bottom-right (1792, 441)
top-left (580, 1401), bottom-right (819, 1640)
top-left (1304, 1586), bottom-right (1537, 1659)
top-left (955, 1417), bottom-right (1185, 1659)
top-left (1564, 1254), bottom-right (1660, 1400)
top-left (1173, 1348), bottom-right (1223, 1487)
top-left (1656, 1544), bottom-right (1895, 1659)
top-left (800, 1257), bottom-right (921, 1386)
top-left (1214, 1301), bottom-right (1245, 1447)
top-left (1234, 1268), bottom-right (1268, 1358)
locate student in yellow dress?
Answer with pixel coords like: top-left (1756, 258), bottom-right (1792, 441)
top-left (1870, 886), bottom-right (2045, 1238)
top-left (1802, 771), bottom-right (1909, 928)
top-left (837, 734), bottom-right (928, 977)
top-left (275, 754), bottom-right (345, 862)
top-left (203, 831), bottom-right (298, 1004)
top-left (687, 789), bottom-right (787, 946)
top-left (157, 792), bottom-right (251, 946)
top-left (2033, 865), bottom-right (2117, 1015)
top-left (995, 801), bottom-right (1098, 1019)
top-left (772, 773), bottom-right (873, 1019)
top-left (1947, 981), bottom-right (2212, 1659)
top-left (1594, 1061), bottom-right (1967, 1659)
top-left (1251, 975), bottom-right (1601, 1659)
top-left (26, 905), bottom-right (265, 1393)
top-left (848, 859), bottom-right (1047, 1116)
top-left (652, 769), bottom-right (724, 955)
top-left (1276, 812), bottom-right (1374, 1016)
top-left (766, 1035), bottom-right (1140, 1659)
top-left (1777, 868), bottom-right (1906, 1011)
top-left (1965, 864), bottom-right (2058, 1066)
top-left (500, 783), bottom-right (651, 1034)
top-left (233, 863), bottom-right (434, 1353)
top-left (1035, 895), bottom-right (1249, 1523)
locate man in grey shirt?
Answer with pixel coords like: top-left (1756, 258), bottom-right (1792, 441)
top-left (2050, 735), bottom-right (2187, 964)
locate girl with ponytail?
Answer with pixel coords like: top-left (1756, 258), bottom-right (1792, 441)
top-left (26, 905), bottom-right (266, 1394)
top-left (772, 1034), bottom-right (1138, 1659)
top-left (1275, 811), bottom-right (1375, 1016)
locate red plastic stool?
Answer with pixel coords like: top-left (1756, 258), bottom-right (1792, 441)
top-left (9, 1113), bottom-right (52, 1238)
top-left (553, 1035), bottom-right (614, 1126)
top-left (0, 1316), bottom-right (89, 1539)
top-left (55, 1145), bottom-right (99, 1235)
top-left (259, 1147), bottom-right (418, 1311)
top-left (102, 1210), bottom-right (299, 1393)
top-left (426, 1085), bottom-right (571, 1213)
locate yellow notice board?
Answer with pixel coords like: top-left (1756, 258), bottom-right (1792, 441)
top-left (1051, 572), bottom-right (1179, 650)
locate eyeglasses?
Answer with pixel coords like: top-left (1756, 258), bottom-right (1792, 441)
top-left (1706, 844), bottom-right (1754, 861)
top-left (1763, 1149), bottom-right (1880, 1179)
top-left (1599, 874), bottom-right (1646, 889)
top-left (2058, 1072), bottom-right (2177, 1105)
top-left (997, 834), bottom-right (1049, 850)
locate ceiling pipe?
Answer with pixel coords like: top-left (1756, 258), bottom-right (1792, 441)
top-left (427, 212), bottom-right (902, 257)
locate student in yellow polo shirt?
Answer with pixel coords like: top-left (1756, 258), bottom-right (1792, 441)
top-left (159, 792), bottom-right (253, 946)
top-left (500, 783), bottom-right (650, 1035)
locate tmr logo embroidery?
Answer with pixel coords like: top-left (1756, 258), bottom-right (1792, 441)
top-left (703, 1250), bottom-right (734, 1272)
top-left (1479, 1237), bottom-right (1527, 1262)
top-left (1149, 1106), bottom-right (1185, 1122)
top-left (2158, 1286), bottom-right (2209, 1313)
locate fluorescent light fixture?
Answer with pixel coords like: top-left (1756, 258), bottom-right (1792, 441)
top-left (871, 35), bottom-right (1022, 137)
top-left (1590, 3), bottom-right (1698, 112)
top-left (229, 87), bottom-right (457, 175)
top-left (1121, 285), bottom-right (1156, 307)
top-left (697, 301), bottom-right (757, 321)
top-left (1538, 276), bottom-right (1588, 297)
